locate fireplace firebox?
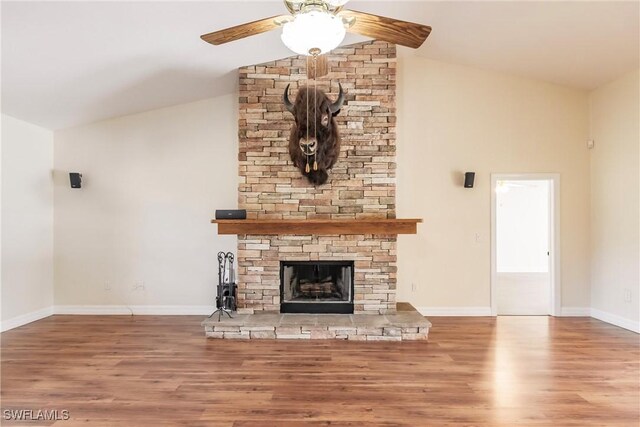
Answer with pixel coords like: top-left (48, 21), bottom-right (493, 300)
top-left (280, 261), bottom-right (354, 314)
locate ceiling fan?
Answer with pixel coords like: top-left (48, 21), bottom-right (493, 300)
top-left (200, 0), bottom-right (432, 79)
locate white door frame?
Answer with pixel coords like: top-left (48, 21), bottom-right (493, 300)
top-left (490, 173), bottom-right (561, 316)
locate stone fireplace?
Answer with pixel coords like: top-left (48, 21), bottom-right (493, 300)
top-left (280, 260), bottom-right (354, 314)
top-left (236, 40), bottom-right (398, 315)
top-left (203, 40), bottom-right (431, 340)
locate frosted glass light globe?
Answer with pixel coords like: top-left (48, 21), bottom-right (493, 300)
top-left (325, 0), bottom-right (350, 6)
top-left (281, 10), bottom-right (346, 56)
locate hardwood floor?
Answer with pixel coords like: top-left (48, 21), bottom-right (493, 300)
top-left (1, 315), bottom-right (638, 426)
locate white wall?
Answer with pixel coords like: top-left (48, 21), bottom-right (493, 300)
top-left (53, 95), bottom-right (238, 312)
top-left (396, 54), bottom-right (591, 314)
top-left (51, 58), bottom-right (592, 317)
top-left (1, 114), bottom-right (54, 330)
top-left (589, 69), bottom-right (640, 332)
top-left (14, 55), bottom-right (634, 326)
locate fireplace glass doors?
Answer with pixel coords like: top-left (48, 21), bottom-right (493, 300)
top-left (280, 261), bottom-right (354, 314)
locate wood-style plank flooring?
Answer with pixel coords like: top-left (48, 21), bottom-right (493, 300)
top-left (1, 315), bottom-right (638, 426)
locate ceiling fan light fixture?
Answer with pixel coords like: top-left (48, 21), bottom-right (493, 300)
top-left (281, 10), bottom-right (346, 56)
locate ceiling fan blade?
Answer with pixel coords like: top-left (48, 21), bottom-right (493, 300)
top-left (201, 15), bottom-right (291, 45)
top-left (307, 54), bottom-right (329, 79)
top-left (338, 9), bottom-right (431, 49)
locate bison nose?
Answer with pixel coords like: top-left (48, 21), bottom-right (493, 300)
top-left (299, 138), bottom-right (318, 155)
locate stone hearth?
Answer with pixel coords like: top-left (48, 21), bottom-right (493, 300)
top-left (202, 306), bottom-right (430, 341)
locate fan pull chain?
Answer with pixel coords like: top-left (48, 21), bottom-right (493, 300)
top-left (313, 57), bottom-right (318, 172)
top-left (305, 66), bottom-right (310, 174)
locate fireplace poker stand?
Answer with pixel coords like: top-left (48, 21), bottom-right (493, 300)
top-left (209, 251), bottom-right (237, 321)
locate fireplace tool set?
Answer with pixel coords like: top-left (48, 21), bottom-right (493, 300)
top-left (209, 251), bottom-right (237, 320)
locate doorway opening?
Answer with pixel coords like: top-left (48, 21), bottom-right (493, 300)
top-left (491, 174), bottom-right (560, 316)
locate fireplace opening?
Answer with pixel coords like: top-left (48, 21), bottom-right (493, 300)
top-left (280, 261), bottom-right (354, 314)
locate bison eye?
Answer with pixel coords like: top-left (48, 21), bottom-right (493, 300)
top-left (321, 114), bottom-right (329, 127)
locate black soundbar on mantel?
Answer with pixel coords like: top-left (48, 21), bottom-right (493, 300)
top-left (215, 209), bottom-right (247, 220)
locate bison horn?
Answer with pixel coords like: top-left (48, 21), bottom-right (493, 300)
top-left (283, 84), bottom-right (294, 114)
top-left (329, 83), bottom-right (344, 115)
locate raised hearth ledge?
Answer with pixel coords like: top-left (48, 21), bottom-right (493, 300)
top-left (211, 218), bottom-right (422, 235)
top-left (202, 311), bottom-right (431, 341)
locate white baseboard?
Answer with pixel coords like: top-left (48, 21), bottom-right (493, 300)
top-left (1, 307), bottom-right (54, 332)
top-left (5, 305), bottom-right (637, 334)
top-left (418, 306), bottom-right (593, 317)
top-left (416, 306), bottom-right (492, 316)
top-left (53, 305), bottom-right (215, 316)
top-left (590, 308), bottom-right (640, 333)
top-left (560, 307), bottom-right (591, 317)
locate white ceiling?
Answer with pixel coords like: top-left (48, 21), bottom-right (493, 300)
top-left (2, 1), bottom-right (638, 130)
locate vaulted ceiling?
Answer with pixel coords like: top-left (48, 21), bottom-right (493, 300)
top-left (2, 1), bottom-right (638, 130)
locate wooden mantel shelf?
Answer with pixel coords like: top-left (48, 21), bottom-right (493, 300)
top-left (211, 218), bottom-right (422, 235)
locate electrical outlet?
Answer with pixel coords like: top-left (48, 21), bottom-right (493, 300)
top-left (475, 232), bottom-right (481, 243)
top-left (624, 288), bottom-right (631, 303)
top-left (411, 283), bottom-right (417, 292)
top-left (104, 280), bottom-right (111, 291)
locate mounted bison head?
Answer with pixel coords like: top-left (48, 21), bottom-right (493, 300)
top-left (283, 83), bottom-right (345, 186)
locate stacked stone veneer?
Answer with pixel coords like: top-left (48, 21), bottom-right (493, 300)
top-left (237, 41), bottom-right (397, 314)
top-left (204, 324), bottom-right (429, 341)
